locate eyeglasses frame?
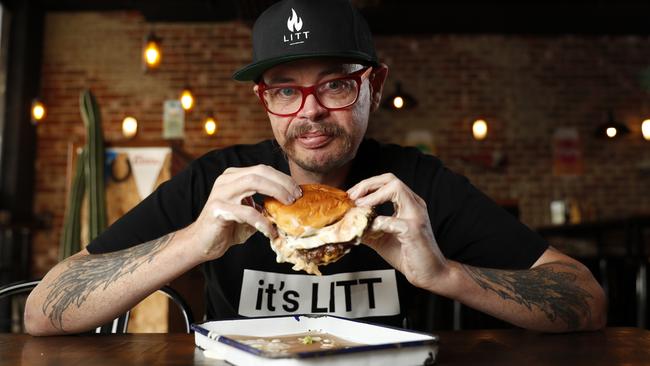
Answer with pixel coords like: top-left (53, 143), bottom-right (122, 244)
top-left (256, 66), bottom-right (373, 117)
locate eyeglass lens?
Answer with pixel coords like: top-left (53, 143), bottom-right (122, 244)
top-left (262, 78), bottom-right (360, 115)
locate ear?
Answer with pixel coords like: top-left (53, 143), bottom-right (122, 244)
top-left (369, 63), bottom-right (389, 112)
top-left (253, 84), bottom-right (259, 95)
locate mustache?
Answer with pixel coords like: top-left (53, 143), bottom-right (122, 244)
top-left (286, 122), bottom-right (345, 141)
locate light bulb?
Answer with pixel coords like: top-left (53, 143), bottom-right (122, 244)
top-left (31, 100), bottom-right (46, 123)
top-left (606, 127), bottom-right (617, 138)
top-left (392, 96), bottom-right (404, 109)
top-left (472, 119), bottom-right (488, 140)
top-left (122, 116), bottom-right (138, 138)
top-left (180, 89), bottom-right (194, 111)
top-left (144, 42), bottom-right (161, 67)
top-left (143, 32), bottom-right (162, 70)
top-left (204, 117), bottom-right (217, 136)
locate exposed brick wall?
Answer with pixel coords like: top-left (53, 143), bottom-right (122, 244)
top-left (32, 11), bottom-right (650, 275)
top-left (371, 35), bottom-right (650, 228)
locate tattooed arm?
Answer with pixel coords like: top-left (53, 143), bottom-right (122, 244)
top-left (364, 211), bottom-right (608, 332)
top-left (24, 232), bottom-right (199, 335)
top-left (433, 247), bottom-right (607, 332)
top-left (25, 165), bottom-right (299, 336)
top-left (349, 174), bottom-right (607, 333)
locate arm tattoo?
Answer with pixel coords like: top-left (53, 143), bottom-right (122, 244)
top-left (462, 262), bottom-right (593, 330)
top-left (42, 233), bottom-right (174, 331)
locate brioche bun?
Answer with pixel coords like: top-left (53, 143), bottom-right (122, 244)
top-left (263, 184), bottom-right (373, 275)
top-left (264, 184), bottom-right (355, 237)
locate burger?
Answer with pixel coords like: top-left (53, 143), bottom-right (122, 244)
top-left (263, 184), bottom-right (374, 275)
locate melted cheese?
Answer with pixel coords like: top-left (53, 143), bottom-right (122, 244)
top-left (270, 206), bottom-right (372, 275)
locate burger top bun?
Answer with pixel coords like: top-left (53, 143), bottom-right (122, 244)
top-left (263, 184), bottom-right (355, 237)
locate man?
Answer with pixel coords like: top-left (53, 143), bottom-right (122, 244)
top-left (25, 0), bottom-right (605, 335)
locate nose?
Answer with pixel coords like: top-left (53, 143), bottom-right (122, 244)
top-left (296, 94), bottom-right (328, 121)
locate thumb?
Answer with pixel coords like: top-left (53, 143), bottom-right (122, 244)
top-left (362, 216), bottom-right (408, 248)
top-left (370, 216), bottom-right (409, 235)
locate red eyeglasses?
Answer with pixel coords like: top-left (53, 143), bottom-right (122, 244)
top-left (256, 67), bottom-right (373, 117)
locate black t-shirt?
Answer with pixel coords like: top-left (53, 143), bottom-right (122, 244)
top-left (86, 139), bottom-right (548, 327)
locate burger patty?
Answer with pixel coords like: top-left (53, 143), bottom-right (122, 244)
top-left (297, 242), bottom-right (354, 265)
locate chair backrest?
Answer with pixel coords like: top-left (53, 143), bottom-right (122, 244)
top-left (0, 279), bottom-right (194, 333)
top-left (0, 280), bottom-right (41, 299)
top-left (0, 280), bottom-right (41, 333)
top-left (156, 285), bottom-right (194, 333)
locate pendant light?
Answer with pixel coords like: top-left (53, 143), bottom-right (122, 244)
top-left (472, 119), bottom-right (488, 140)
top-left (31, 99), bottom-right (46, 124)
top-left (204, 115), bottom-right (218, 136)
top-left (595, 110), bottom-right (629, 139)
top-left (122, 116), bottom-right (138, 139)
top-left (180, 87), bottom-right (194, 111)
top-left (143, 31), bottom-right (162, 71)
top-left (381, 82), bottom-right (417, 110)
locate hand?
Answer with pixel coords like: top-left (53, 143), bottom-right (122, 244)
top-left (348, 173), bottom-right (449, 290)
top-left (185, 165), bottom-right (302, 262)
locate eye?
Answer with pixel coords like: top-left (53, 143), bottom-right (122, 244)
top-left (325, 80), bottom-right (344, 90)
top-left (267, 87), bottom-right (299, 100)
top-left (278, 88), bottom-right (296, 97)
top-left (320, 79), bottom-right (356, 96)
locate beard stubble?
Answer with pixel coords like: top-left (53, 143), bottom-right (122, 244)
top-left (283, 122), bottom-right (354, 174)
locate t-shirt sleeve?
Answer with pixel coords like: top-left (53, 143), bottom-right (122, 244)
top-left (85, 161), bottom-right (204, 254)
top-left (429, 165), bottom-right (548, 270)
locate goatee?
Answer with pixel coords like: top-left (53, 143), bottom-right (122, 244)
top-left (284, 122), bottom-right (353, 174)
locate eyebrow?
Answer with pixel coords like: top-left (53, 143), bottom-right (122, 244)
top-left (265, 65), bottom-right (355, 85)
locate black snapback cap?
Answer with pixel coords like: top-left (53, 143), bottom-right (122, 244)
top-left (232, 0), bottom-right (378, 82)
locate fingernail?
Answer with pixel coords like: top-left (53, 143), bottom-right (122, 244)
top-left (347, 188), bottom-right (358, 199)
top-left (294, 187), bottom-right (303, 198)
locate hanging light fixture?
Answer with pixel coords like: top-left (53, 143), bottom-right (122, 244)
top-left (595, 110), bottom-right (629, 139)
top-left (180, 87), bottom-right (195, 111)
top-left (143, 31), bottom-right (162, 71)
top-left (472, 119), bottom-right (488, 140)
top-left (204, 115), bottom-right (218, 136)
top-left (122, 116), bottom-right (138, 139)
top-left (381, 82), bottom-right (417, 110)
top-left (31, 99), bottom-right (46, 124)
top-left (642, 119), bottom-right (650, 141)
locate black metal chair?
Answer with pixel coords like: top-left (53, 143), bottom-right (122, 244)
top-left (0, 279), bottom-right (194, 333)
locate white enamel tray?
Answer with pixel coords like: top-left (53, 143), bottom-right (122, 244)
top-left (192, 314), bottom-right (438, 366)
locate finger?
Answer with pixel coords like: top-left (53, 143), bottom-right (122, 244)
top-left (347, 173), bottom-right (396, 200)
top-left (369, 216), bottom-right (409, 236)
top-left (354, 180), bottom-right (418, 216)
top-left (212, 202), bottom-right (277, 239)
top-left (221, 165), bottom-right (302, 199)
top-left (215, 173), bottom-right (299, 206)
top-left (354, 180), bottom-right (424, 219)
top-left (221, 165), bottom-right (297, 189)
top-left (353, 182), bottom-right (393, 208)
top-left (361, 217), bottom-right (404, 261)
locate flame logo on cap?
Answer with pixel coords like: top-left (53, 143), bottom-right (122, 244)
top-left (287, 8), bottom-right (303, 32)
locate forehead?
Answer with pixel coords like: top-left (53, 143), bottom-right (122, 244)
top-left (262, 58), bottom-right (363, 84)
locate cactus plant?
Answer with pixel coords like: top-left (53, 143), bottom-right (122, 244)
top-left (79, 90), bottom-right (107, 241)
top-left (59, 149), bottom-right (85, 261)
top-left (59, 90), bottom-right (107, 260)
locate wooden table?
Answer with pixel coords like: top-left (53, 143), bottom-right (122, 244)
top-left (2, 327), bottom-right (649, 365)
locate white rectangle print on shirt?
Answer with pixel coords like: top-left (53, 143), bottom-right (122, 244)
top-left (238, 269), bottom-right (400, 318)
